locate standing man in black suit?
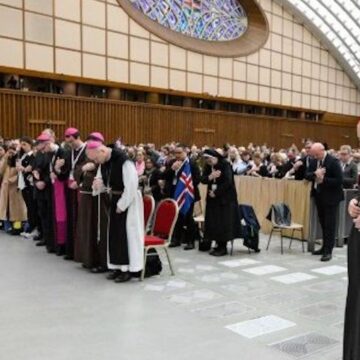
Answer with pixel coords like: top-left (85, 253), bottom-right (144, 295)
top-left (339, 145), bottom-right (358, 189)
top-left (305, 143), bottom-right (343, 261)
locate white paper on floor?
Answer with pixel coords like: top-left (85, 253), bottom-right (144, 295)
top-left (226, 315), bottom-right (296, 339)
top-left (166, 280), bottom-right (188, 289)
top-left (218, 259), bottom-right (261, 268)
top-left (173, 258), bottom-right (190, 264)
top-left (311, 265), bottom-right (347, 275)
top-left (198, 272), bottom-right (239, 283)
top-left (167, 289), bottom-right (222, 305)
top-left (243, 265), bottom-right (287, 276)
top-left (192, 301), bottom-right (254, 319)
top-left (195, 265), bottom-right (218, 272)
top-left (270, 272), bottom-right (317, 284)
top-left (144, 284), bottom-right (165, 292)
top-left (144, 279), bottom-right (190, 292)
top-left (178, 267), bottom-right (195, 274)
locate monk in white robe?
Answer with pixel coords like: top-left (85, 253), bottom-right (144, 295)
top-left (86, 140), bottom-right (144, 283)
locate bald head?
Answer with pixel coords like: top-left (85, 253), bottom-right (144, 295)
top-left (86, 144), bottom-right (110, 164)
top-left (311, 143), bottom-right (326, 160)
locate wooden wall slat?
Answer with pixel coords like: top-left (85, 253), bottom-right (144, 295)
top-left (0, 89), bottom-right (357, 149)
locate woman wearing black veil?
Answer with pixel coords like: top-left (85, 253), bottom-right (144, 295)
top-left (200, 149), bottom-right (238, 256)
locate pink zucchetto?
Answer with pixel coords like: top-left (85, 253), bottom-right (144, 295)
top-left (36, 133), bottom-right (51, 142)
top-left (88, 132), bottom-right (104, 143)
top-left (86, 140), bottom-right (103, 150)
top-left (64, 127), bottom-right (79, 137)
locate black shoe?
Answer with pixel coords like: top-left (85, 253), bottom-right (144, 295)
top-left (91, 266), bottom-right (107, 274)
top-left (56, 246), bottom-right (65, 256)
top-left (63, 255), bottom-right (73, 261)
top-left (107, 270), bottom-right (121, 280)
top-left (169, 242), bottom-right (181, 248)
top-left (210, 248), bottom-right (227, 257)
top-left (312, 248), bottom-right (324, 255)
top-left (114, 271), bottom-right (132, 283)
top-left (130, 271), bottom-right (142, 279)
top-left (321, 254), bottom-right (332, 262)
top-left (184, 243), bottom-right (195, 250)
top-left (36, 241), bottom-right (46, 247)
top-left (47, 247), bottom-right (55, 254)
top-left (33, 235), bottom-right (42, 241)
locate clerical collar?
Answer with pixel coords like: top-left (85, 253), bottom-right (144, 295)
top-left (73, 142), bottom-right (84, 151)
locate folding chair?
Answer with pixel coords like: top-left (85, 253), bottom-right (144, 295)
top-left (266, 203), bottom-right (305, 254)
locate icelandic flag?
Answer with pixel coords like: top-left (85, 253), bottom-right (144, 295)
top-left (174, 158), bottom-right (195, 215)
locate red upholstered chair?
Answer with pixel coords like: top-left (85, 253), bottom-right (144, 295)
top-left (143, 195), bottom-right (155, 233)
top-left (141, 199), bottom-right (179, 281)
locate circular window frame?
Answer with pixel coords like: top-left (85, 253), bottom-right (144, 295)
top-left (116, 0), bottom-right (269, 57)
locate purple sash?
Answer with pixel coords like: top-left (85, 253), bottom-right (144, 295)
top-left (53, 179), bottom-right (68, 245)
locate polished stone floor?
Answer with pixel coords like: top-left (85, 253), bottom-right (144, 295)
top-left (0, 232), bottom-right (347, 360)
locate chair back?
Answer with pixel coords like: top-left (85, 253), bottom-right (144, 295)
top-left (152, 199), bottom-right (179, 242)
top-left (143, 195), bottom-right (155, 232)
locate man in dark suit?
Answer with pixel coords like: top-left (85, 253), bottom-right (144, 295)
top-left (293, 140), bottom-right (313, 180)
top-left (306, 143), bottom-right (344, 261)
top-left (339, 145), bottom-right (358, 189)
top-left (162, 143), bottom-right (201, 250)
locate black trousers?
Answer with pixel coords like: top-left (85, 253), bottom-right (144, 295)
top-left (173, 203), bottom-right (196, 245)
top-left (22, 187), bottom-right (38, 232)
top-left (37, 189), bottom-right (55, 251)
top-left (66, 189), bottom-right (79, 258)
top-left (315, 196), bottom-right (338, 254)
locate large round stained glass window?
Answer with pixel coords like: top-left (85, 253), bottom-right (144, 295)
top-left (128, 0), bottom-right (248, 42)
top-left (117, 0), bottom-right (269, 57)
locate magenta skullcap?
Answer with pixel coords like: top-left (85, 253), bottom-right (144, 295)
top-left (89, 132), bottom-right (104, 143)
top-left (36, 133), bottom-right (51, 142)
top-left (64, 127), bottom-right (79, 137)
top-left (86, 140), bottom-right (103, 150)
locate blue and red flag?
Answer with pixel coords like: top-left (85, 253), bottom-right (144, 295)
top-left (174, 158), bottom-right (195, 215)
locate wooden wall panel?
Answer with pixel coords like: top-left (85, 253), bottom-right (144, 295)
top-left (0, 89), bottom-right (357, 149)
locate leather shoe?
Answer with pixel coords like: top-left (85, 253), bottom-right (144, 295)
top-left (209, 247), bottom-right (218, 255)
top-left (169, 242), bottom-right (181, 248)
top-left (312, 248), bottom-right (324, 255)
top-left (130, 271), bottom-right (141, 278)
top-left (33, 235), bottom-right (42, 241)
top-left (91, 266), bottom-right (107, 274)
top-left (184, 243), bottom-right (195, 250)
top-left (56, 246), bottom-right (65, 256)
top-left (321, 254), bottom-right (332, 262)
top-left (36, 241), bottom-right (46, 247)
top-left (107, 270), bottom-right (121, 280)
top-left (114, 271), bottom-right (132, 283)
top-left (63, 255), bottom-right (73, 261)
top-left (210, 248), bottom-right (227, 257)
